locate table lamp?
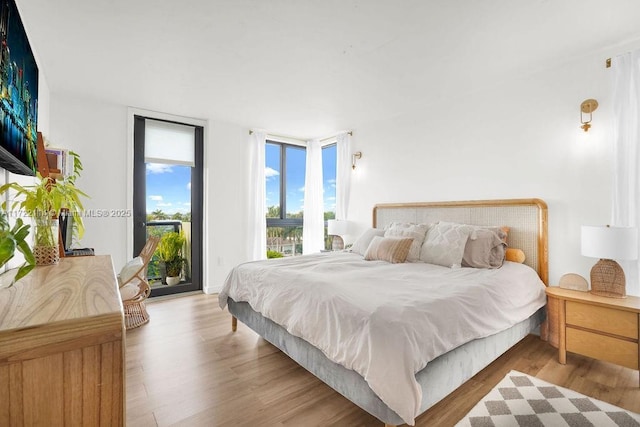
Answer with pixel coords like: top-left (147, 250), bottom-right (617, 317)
top-left (327, 219), bottom-right (349, 251)
top-left (581, 225), bottom-right (638, 298)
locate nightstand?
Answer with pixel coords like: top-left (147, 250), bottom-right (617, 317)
top-left (546, 287), bottom-right (640, 386)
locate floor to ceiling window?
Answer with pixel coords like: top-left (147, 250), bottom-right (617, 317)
top-left (265, 141), bottom-right (306, 257)
top-left (133, 116), bottom-right (203, 297)
top-left (264, 140), bottom-right (337, 257)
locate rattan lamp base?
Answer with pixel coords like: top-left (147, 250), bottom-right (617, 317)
top-left (331, 235), bottom-right (344, 251)
top-left (590, 258), bottom-right (626, 298)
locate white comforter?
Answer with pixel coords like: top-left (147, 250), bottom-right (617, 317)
top-left (219, 252), bottom-right (546, 425)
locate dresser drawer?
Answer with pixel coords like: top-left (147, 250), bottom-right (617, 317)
top-left (566, 301), bottom-right (638, 339)
top-left (567, 328), bottom-right (639, 370)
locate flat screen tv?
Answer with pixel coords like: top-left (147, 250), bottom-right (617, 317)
top-left (0, 0), bottom-right (37, 176)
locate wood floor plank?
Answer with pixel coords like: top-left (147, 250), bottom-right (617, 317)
top-left (126, 293), bottom-right (640, 426)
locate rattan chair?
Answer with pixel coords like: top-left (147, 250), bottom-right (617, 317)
top-left (119, 236), bottom-right (160, 330)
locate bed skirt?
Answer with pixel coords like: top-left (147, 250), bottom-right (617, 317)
top-left (227, 297), bottom-right (545, 425)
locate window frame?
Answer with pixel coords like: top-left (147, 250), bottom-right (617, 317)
top-left (266, 140), bottom-right (306, 228)
top-left (133, 115), bottom-right (203, 297)
top-left (265, 139), bottom-right (338, 253)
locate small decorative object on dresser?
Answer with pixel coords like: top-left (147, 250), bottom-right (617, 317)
top-left (581, 225), bottom-right (638, 298)
top-left (558, 273), bottom-right (588, 291)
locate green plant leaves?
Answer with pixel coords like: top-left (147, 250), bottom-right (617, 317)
top-left (0, 152), bottom-right (89, 246)
top-left (157, 231), bottom-right (186, 262)
top-left (0, 213), bottom-right (35, 286)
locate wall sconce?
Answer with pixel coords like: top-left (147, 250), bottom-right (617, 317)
top-left (580, 99), bottom-right (598, 132)
top-left (351, 151), bottom-right (362, 170)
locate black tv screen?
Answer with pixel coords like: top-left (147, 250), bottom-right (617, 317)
top-left (0, 0), bottom-right (37, 176)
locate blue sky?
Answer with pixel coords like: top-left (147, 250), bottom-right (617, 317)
top-left (266, 143), bottom-right (336, 215)
top-left (145, 143), bottom-right (336, 216)
top-left (146, 163), bottom-right (192, 214)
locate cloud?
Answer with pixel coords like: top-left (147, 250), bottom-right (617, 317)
top-left (298, 186), bottom-right (305, 192)
top-left (326, 179), bottom-right (336, 184)
top-left (326, 196), bottom-right (336, 201)
top-left (265, 167), bottom-right (280, 178)
top-left (149, 195), bottom-right (163, 201)
top-left (183, 202), bottom-right (191, 206)
top-left (146, 163), bottom-right (173, 174)
top-left (187, 182), bottom-right (191, 190)
top-left (157, 202), bottom-right (173, 207)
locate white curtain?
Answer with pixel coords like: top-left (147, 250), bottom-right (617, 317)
top-left (335, 132), bottom-right (352, 221)
top-left (247, 131), bottom-right (267, 260)
top-left (612, 50), bottom-right (640, 296)
top-left (303, 139), bottom-right (324, 254)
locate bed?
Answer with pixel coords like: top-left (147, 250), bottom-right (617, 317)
top-left (219, 199), bottom-right (549, 426)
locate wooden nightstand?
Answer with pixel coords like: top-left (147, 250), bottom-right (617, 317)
top-left (546, 286), bottom-right (640, 386)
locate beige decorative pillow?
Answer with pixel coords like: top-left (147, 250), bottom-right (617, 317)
top-left (364, 236), bottom-right (413, 264)
top-left (384, 222), bottom-right (430, 262)
top-left (351, 228), bottom-right (385, 256)
top-left (419, 221), bottom-right (473, 268)
top-left (462, 228), bottom-right (507, 269)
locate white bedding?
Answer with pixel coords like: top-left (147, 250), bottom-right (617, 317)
top-left (219, 252), bottom-right (546, 425)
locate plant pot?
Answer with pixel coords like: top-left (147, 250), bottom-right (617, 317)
top-left (166, 276), bottom-right (181, 286)
top-left (33, 245), bottom-right (59, 266)
top-left (33, 218), bottom-right (59, 266)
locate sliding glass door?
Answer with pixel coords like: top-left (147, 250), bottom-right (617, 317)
top-left (133, 116), bottom-right (203, 297)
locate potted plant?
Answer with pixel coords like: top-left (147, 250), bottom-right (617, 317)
top-left (0, 152), bottom-right (88, 265)
top-left (0, 211), bottom-right (35, 287)
top-left (157, 231), bottom-right (186, 285)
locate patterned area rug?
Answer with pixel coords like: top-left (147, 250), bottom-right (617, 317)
top-left (456, 370), bottom-right (640, 426)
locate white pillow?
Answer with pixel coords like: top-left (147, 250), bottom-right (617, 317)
top-left (384, 222), bottom-right (430, 262)
top-left (119, 256), bottom-right (144, 285)
top-left (119, 281), bottom-right (141, 301)
top-left (350, 228), bottom-right (385, 256)
top-left (419, 221), bottom-right (473, 268)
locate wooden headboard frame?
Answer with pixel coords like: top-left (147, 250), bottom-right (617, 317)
top-left (372, 198), bottom-right (549, 285)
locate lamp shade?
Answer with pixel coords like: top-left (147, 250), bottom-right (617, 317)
top-left (581, 225), bottom-right (638, 260)
top-left (327, 219), bottom-right (349, 236)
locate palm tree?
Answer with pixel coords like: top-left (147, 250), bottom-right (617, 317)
top-left (283, 226), bottom-right (303, 255)
top-left (267, 205), bottom-right (280, 218)
top-left (150, 209), bottom-right (168, 220)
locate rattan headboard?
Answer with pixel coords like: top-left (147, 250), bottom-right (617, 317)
top-left (372, 199), bottom-right (548, 285)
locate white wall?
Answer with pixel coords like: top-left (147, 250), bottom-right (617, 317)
top-left (205, 120), bottom-right (249, 292)
top-left (49, 94), bottom-right (128, 270)
top-left (48, 94), bottom-right (249, 293)
top-left (349, 51), bottom-right (615, 290)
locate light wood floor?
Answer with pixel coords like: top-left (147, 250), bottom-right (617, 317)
top-left (126, 293), bottom-right (640, 426)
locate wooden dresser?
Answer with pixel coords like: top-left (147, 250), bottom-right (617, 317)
top-left (546, 286), bottom-right (640, 385)
top-left (0, 255), bottom-right (125, 426)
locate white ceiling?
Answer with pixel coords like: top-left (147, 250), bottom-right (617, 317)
top-left (16, 0), bottom-right (640, 139)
